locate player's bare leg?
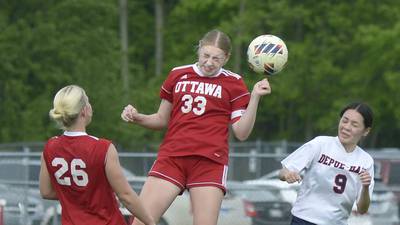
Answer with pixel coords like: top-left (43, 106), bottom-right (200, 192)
top-left (132, 176), bottom-right (181, 225)
top-left (189, 186), bottom-right (224, 225)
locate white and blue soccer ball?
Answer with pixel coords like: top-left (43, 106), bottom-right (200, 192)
top-left (247, 34), bottom-right (288, 75)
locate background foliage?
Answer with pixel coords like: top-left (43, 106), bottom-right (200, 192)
top-left (0, 0), bottom-right (399, 150)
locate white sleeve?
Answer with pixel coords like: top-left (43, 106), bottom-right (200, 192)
top-left (281, 137), bottom-right (321, 172)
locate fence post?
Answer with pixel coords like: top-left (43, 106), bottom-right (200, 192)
top-left (22, 146), bottom-right (30, 225)
top-left (0, 199), bottom-right (6, 225)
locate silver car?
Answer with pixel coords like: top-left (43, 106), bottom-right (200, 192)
top-left (0, 159), bottom-right (55, 225)
top-left (0, 184), bottom-right (44, 225)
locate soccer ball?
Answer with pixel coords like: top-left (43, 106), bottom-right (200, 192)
top-left (247, 34), bottom-right (288, 75)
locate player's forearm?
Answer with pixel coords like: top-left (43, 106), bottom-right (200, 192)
top-left (356, 187), bottom-right (370, 214)
top-left (120, 192), bottom-right (155, 225)
top-left (39, 188), bottom-right (58, 200)
top-left (233, 95), bottom-right (260, 141)
top-left (39, 162), bottom-right (59, 200)
top-left (134, 113), bottom-right (168, 130)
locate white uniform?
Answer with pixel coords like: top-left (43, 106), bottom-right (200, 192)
top-left (281, 136), bottom-right (374, 225)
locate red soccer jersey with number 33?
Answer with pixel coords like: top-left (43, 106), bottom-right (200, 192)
top-left (158, 64), bottom-right (250, 165)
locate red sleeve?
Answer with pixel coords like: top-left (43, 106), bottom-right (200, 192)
top-left (230, 78), bottom-right (250, 123)
top-left (231, 78), bottom-right (250, 110)
top-left (159, 70), bottom-right (176, 103)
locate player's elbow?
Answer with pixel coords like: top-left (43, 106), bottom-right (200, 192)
top-left (232, 123), bottom-right (251, 141)
top-left (356, 204), bottom-right (369, 214)
top-left (357, 208), bottom-right (368, 215)
top-left (356, 202), bottom-right (370, 214)
top-left (156, 121), bottom-right (168, 130)
top-left (235, 133), bottom-right (249, 142)
top-left (39, 191), bottom-right (48, 199)
top-left (40, 189), bottom-right (57, 200)
top-left (233, 129), bottom-right (250, 141)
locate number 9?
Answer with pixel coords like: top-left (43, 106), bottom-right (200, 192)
top-left (333, 174), bottom-right (347, 194)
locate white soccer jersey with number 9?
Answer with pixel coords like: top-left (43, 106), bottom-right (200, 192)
top-left (281, 136), bottom-right (374, 225)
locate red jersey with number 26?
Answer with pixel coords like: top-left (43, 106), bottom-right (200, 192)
top-left (43, 132), bottom-right (126, 225)
top-left (159, 64), bottom-right (250, 165)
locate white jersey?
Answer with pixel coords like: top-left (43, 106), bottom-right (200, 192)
top-left (281, 136), bottom-right (374, 225)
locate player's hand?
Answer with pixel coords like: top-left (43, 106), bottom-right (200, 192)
top-left (252, 78), bottom-right (271, 97)
top-left (359, 170), bottom-right (371, 187)
top-left (121, 104), bottom-right (139, 123)
top-left (284, 171), bottom-right (302, 184)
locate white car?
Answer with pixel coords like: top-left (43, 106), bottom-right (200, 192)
top-left (244, 170), bottom-right (300, 205)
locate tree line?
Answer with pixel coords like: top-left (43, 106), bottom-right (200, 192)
top-left (0, 0), bottom-right (399, 150)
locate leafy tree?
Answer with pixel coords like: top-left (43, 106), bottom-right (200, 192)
top-left (0, 0), bottom-right (399, 149)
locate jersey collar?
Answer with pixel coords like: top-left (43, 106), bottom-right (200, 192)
top-left (335, 136), bottom-right (359, 154)
top-left (193, 63), bottom-right (222, 77)
top-left (64, 131), bottom-right (88, 137)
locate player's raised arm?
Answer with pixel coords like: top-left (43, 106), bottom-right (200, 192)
top-left (232, 78), bottom-right (271, 141)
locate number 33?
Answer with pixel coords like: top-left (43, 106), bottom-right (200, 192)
top-left (181, 94), bottom-right (207, 115)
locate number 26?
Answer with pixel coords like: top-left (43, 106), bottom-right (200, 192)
top-left (52, 158), bottom-right (89, 187)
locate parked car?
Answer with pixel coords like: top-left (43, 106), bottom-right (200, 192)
top-left (369, 149), bottom-right (400, 214)
top-left (244, 169), bottom-right (400, 225)
top-left (0, 159), bottom-right (63, 224)
top-left (244, 170), bottom-right (300, 205)
top-left (0, 184), bottom-right (44, 225)
top-left (227, 181), bottom-right (292, 225)
top-left (0, 159), bottom-right (48, 225)
top-left (369, 181), bottom-right (399, 225)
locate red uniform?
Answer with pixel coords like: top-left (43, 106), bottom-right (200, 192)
top-left (158, 64), bottom-right (250, 165)
top-left (43, 132), bottom-right (126, 225)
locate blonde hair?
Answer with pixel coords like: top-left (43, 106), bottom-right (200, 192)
top-left (49, 85), bottom-right (88, 130)
top-left (199, 29), bottom-right (232, 56)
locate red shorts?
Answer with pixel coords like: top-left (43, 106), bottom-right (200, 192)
top-left (148, 155), bottom-right (228, 194)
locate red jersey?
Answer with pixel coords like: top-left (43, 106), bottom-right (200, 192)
top-left (43, 132), bottom-right (126, 225)
top-left (159, 64), bottom-right (250, 165)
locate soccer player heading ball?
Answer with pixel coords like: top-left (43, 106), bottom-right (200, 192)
top-left (279, 102), bottom-right (374, 225)
top-left (121, 29), bottom-right (271, 225)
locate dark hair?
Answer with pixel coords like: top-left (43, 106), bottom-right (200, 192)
top-left (340, 102), bottom-right (373, 128)
top-left (198, 29), bottom-right (232, 56)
